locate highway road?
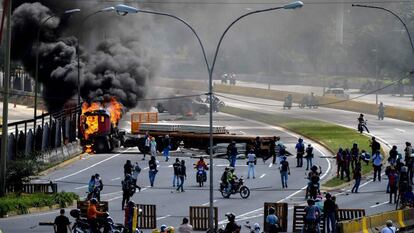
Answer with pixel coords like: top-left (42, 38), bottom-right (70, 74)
top-left (0, 112), bottom-right (331, 233)
top-left (1, 90), bottom-right (413, 232)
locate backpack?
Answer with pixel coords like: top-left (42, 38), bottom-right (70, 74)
top-left (281, 161), bottom-right (289, 172)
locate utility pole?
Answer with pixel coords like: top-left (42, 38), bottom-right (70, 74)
top-left (1, 0), bottom-right (12, 197)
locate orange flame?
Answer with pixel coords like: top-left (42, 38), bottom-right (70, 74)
top-left (106, 97), bottom-right (123, 127)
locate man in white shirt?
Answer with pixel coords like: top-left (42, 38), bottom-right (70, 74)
top-left (247, 150), bottom-right (257, 179)
top-left (381, 220), bottom-right (397, 233)
top-left (178, 217), bottom-right (193, 233)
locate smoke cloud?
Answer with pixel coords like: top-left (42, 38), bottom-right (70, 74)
top-left (11, 1), bottom-right (156, 112)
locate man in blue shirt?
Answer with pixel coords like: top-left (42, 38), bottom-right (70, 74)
top-left (295, 138), bottom-right (305, 167)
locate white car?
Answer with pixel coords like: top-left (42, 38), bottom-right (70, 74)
top-left (324, 88), bottom-right (350, 100)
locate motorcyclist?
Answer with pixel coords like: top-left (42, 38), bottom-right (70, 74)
top-left (195, 157), bottom-right (209, 170)
top-left (378, 102), bottom-right (385, 120)
top-left (87, 198), bottom-right (106, 233)
top-left (227, 167), bottom-right (238, 192)
top-left (221, 167), bottom-right (230, 192)
top-left (307, 166), bottom-right (321, 199)
top-left (357, 114), bottom-right (370, 133)
top-left (223, 213), bottom-right (241, 233)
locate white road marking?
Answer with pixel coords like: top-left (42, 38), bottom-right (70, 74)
top-left (111, 177), bottom-right (121, 181)
top-left (269, 163), bottom-right (273, 168)
top-left (259, 174), bottom-right (266, 179)
top-left (74, 185), bottom-right (88, 190)
top-left (201, 200), bottom-right (217, 206)
top-left (156, 215), bottom-right (171, 220)
top-left (370, 201), bottom-right (389, 208)
top-left (55, 148), bottom-right (131, 181)
top-left (168, 165), bottom-right (173, 168)
top-left (395, 128), bottom-right (406, 133)
top-left (216, 164), bottom-right (247, 167)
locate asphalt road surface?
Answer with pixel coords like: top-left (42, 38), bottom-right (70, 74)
top-left (0, 112), bottom-right (331, 233)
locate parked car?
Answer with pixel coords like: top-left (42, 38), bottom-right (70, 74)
top-left (324, 88), bottom-right (349, 99)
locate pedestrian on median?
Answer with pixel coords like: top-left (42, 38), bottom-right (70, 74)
top-left (54, 209), bottom-right (71, 233)
top-left (163, 135), bottom-right (171, 162)
top-left (150, 137), bottom-right (157, 157)
top-left (372, 151), bottom-right (383, 182)
top-left (370, 137), bottom-right (381, 156)
top-left (342, 148), bottom-right (351, 182)
top-left (350, 143), bottom-right (359, 172)
top-left (142, 131), bottom-right (151, 160)
top-left (360, 149), bottom-right (370, 166)
top-left (389, 145), bottom-right (398, 166)
top-left (351, 161), bottom-right (362, 193)
top-left (177, 160), bottom-right (187, 192)
top-left (173, 158), bottom-right (180, 187)
top-left (295, 138), bottom-right (305, 168)
top-left (280, 156), bottom-right (290, 189)
top-left (148, 156), bottom-right (159, 187)
top-left (305, 144), bottom-right (314, 170)
top-left (336, 148), bottom-right (343, 178)
top-left (324, 193), bottom-right (336, 233)
top-left (380, 220), bottom-right (397, 233)
top-left (178, 217), bottom-right (193, 233)
top-left (247, 150), bottom-right (257, 179)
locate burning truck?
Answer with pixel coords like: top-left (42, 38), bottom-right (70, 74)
top-left (80, 98), bottom-right (123, 153)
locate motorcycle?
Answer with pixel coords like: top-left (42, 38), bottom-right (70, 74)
top-left (357, 120), bottom-right (369, 133)
top-left (305, 174), bottom-right (320, 200)
top-left (70, 209), bottom-right (141, 233)
top-left (195, 166), bottom-right (207, 187)
top-left (283, 98), bottom-right (292, 110)
top-left (219, 177), bottom-right (250, 199)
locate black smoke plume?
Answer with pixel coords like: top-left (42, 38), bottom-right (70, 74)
top-left (11, 1), bottom-right (155, 112)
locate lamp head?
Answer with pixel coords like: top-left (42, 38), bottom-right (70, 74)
top-left (100, 7), bottom-right (115, 13)
top-left (115, 4), bottom-right (139, 16)
top-left (64, 9), bottom-right (81, 14)
top-left (283, 1), bottom-right (304, 9)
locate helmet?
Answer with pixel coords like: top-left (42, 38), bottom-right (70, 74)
top-left (90, 198), bottom-right (98, 205)
top-left (225, 212), bottom-right (236, 221)
top-left (311, 165), bottom-right (318, 172)
top-left (160, 225), bottom-right (167, 232)
top-left (254, 223), bottom-right (260, 230)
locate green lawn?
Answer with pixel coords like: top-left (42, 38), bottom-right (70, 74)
top-left (222, 106), bottom-right (374, 187)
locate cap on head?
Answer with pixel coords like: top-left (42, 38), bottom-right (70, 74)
top-left (225, 212), bottom-right (236, 221)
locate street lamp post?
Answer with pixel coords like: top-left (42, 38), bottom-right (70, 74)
top-left (114, 3), bottom-right (303, 230)
top-left (352, 4), bottom-right (414, 100)
top-left (34, 9), bottom-right (80, 134)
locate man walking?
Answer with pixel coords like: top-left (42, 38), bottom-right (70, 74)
top-left (247, 150), bottom-right (257, 179)
top-left (228, 141), bottom-right (238, 167)
top-left (324, 193), bottom-right (336, 233)
top-left (177, 160), bottom-right (187, 192)
top-left (295, 138), bottom-right (305, 167)
top-left (148, 156), bottom-right (159, 187)
top-left (54, 209), bottom-right (71, 233)
top-left (305, 144), bottom-right (314, 170)
top-left (351, 161), bottom-right (362, 193)
top-left (163, 135), bottom-right (171, 162)
top-left (172, 158), bottom-right (180, 187)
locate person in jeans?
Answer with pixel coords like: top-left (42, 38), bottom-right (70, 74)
top-left (302, 199), bottom-right (321, 233)
top-left (148, 156), bottom-right (158, 187)
top-left (142, 132), bottom-right (151, 160)
top-left (323, 193), bottom-right (336, 233)
top-left (351, 161), bottom-right (362, 193)
top-left (372, 151), bottom-right (383, 182)
top-left (247, 150), bottom-right (257, 179)
top-left (279, 156), bottom-right (290, 189)
top-left (177, 160), bottom-right (187, 192)
top-left (172, 158), bottom-right (180, 187)
top-left (54, 209), bottom-right (71, 233)
top-left (305, 144), bottom-right (314, 170)
top-left (163, 135), bottom-right (171, 162)
top-left (295, 138), bottom-right (305, 167)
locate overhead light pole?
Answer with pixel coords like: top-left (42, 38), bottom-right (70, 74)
top-left (114, 2), bottom-right (303, 230)
top-left (34, 9), bottom-right (80, 134)
top-left (352, 4), bottom-right (414, 101)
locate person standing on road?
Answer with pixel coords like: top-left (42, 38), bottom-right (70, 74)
top-left (388, 166), bottom-right (398, 204)
top-left (265, 207), bottom-right (280, 233)
top-left (148, 156), bottom-right (159, 187)
top-left (150, 137), bottom-right (157, 157)
top-left (351, 161), bottom-right (362, 193)
top-left (305, 144), bottom-right (314, 170)
top-left (404, 142), bottom-right (413, 184)
top-left (247, 150), bottom-right (257, 179)
top-left (163, 135), bottom-right (171, 162)
top-left (228, 141), bottom-right (238, 167)
top-left (295, 138), bottom-right (305, 168)
top-left (54, 209), bottom-right (71, 233)
top-left (389, 145), bottom-right (398, 165)
top-left (372, 151), bottom-right (383, 182)
top-left (178, 217), bottom-right (193, 233)
top-left (132, 162), bottom-right (142, 191)
top-left (350, 143), bottom-right (359, 172)
top-left (124, 160), bottom-right (133, 177)
top-left (173, 158), bottom-right (180, 187)
top-left (280, 156), bottom-right (290, 189)
top-left (254, 137), bottom-right (262, 158)
top-left (381, 220), bottom-right (397, 233)
top-left (342, 149), bottom-right (351, 182)
top-left (94, 174), bottom-right (103, 202)
top-left (270, 136), bottom-right (279, 164)
top-left (378, 102), bottom-right (385, 120)
top-left (121, 174), bottom-right (134, 210)
top-left (142, 131), bottom-right (151, 160)
top-left (302, 199), bottom-right (321, 233)
top-left (176, 160), bottom-right (187, 192)
top-left (324, 193), bottom-right (336, 233)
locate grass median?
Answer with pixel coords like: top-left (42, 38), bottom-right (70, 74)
top-left (222, 106), bottom-right (374, 187)
top-left (0, 192), bottom-right (79, 217)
